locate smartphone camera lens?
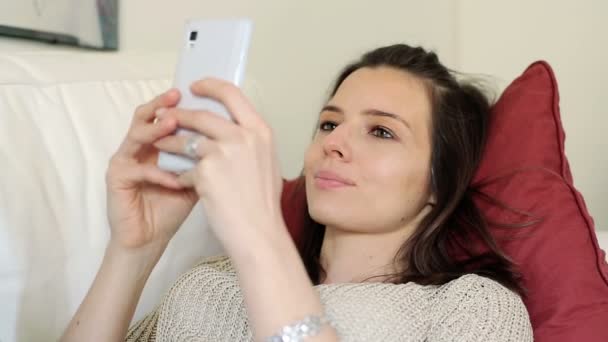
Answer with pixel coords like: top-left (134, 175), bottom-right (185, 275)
top-left (189, 31), bottom-right (198, 41)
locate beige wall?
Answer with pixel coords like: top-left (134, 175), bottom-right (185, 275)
top-left (1, 0), bottom-right (604, 229)
top-left (120, 0), bottom-right (459, 179)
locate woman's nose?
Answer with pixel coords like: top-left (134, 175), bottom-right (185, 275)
top-left (322, 125), bottom-right (352, 161)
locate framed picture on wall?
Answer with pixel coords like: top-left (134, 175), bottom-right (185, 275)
top-left (0, 0), bottom-right (118, 50)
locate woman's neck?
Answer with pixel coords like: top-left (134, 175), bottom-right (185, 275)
top-left (319, 226), bottom-right (411, 284)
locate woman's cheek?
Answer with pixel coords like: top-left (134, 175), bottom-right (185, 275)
top-left (367, 153), bottom-right (408, 180)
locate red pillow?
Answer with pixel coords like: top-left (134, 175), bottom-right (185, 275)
top-left (280, 61), bottom-right (608, 341)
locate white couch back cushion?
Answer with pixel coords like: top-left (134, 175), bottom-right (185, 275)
top-left (0, 51), bottom-right (224, 342)
top-left (1, 50), bottom-right (608, 342)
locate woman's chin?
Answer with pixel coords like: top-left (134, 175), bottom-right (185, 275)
top-left (308, 201), bottom-right (350, 225)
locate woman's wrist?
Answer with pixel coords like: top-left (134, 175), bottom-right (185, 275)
top-left (105, 239), bottom-right (167, 279)
top-left (228, 222), bottom-right (329, 341)
top-left (221, 212), bottom-right (292, 259)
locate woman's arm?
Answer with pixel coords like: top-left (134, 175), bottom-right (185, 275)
top-left (154, 78), bottom-right (339, 341)
top-left (60, 242), bottom-right (164, 342)
top-left (62, 88), bottom-right (198, 341)
top-left (229, 217), bottom-right (339, 342)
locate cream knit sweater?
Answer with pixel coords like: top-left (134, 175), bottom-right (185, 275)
top-left (125, 255), bottom-right (533, 342)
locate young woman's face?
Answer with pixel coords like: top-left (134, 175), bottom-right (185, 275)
top-left (304, 66), bottom-right (434, 234)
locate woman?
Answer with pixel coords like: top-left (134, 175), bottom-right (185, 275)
top-left (61, 44), bottom-right (533, 341)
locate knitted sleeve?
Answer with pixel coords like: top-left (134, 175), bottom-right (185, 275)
top-left (124, 307), bottom-right (160, 341)
top-left (426, 274), bottom-right (533, 341)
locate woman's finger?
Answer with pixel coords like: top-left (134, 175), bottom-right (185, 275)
top-left (175, 168), bottom-right (197, 189)
top-left (117, 115), bottom-right (178, 158)
top-left (161, 108), bottom-right (240, 141)
top-left (116, 90), bottom-right (180, 158)
top-left (108, 159), bottom-right (184, 190)
top-left (190, 78), bottom-right (262, 129)
top-left (139, 164), bottom-right (184, 189)
top-left (153, 133), bottom-right (217, 160)
top-left (134, 89), bottom-right (180, 123)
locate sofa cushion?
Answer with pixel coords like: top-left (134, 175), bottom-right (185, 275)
top-left (472, 61), bottom-right (608, 341)
top-left (280, 61), bottom-right (608, 341)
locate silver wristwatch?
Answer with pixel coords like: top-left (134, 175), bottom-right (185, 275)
top-left (265, 315), bottom-right (333, 342)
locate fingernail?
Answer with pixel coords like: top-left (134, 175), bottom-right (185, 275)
top-left (155, 107), bottom-right (167, 118)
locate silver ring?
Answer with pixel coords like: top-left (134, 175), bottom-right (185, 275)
top-left (184, 135), bottom-right (199, 159)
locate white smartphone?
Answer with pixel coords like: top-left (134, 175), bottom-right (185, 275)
top-left (157, 18), bottom-right (253, 173)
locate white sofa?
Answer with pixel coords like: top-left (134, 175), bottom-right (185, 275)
top-left (0, 50), bottom-right (228, 342)
top-left (1, 49), bottom-right (608, 342)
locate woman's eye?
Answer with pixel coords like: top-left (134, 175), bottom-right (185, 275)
top-left (319, 121), bottom-right (337, 131)
top-left (319, 121), bottom-right (395, 140)
top-left (371, 126), bottom-right (394, 139)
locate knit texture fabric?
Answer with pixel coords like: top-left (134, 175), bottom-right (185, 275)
top-left (126, 255), bottom-right (533, 341)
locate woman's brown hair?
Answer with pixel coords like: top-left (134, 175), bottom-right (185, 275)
top-left (295, 44), bottom-right (530, 296)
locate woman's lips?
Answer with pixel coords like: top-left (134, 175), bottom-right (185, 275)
top-left (314, 170), bottom-right (355, 190)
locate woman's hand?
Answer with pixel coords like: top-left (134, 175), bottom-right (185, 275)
top-left (105, 89), bottom-right (199, 254)
top-left (152, 78), bottom-right (284, 252)
top-left (61, 90), bottom-right (201, 342)
top-left (151, 81), bottom-right (336, 342)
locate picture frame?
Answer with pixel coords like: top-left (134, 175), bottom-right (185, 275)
top-left (0, 0), bottom-right (118, 50)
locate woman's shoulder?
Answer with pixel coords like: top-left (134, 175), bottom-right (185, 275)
top-left (427, 273), bottom-right (533, 341)
top-left (435, 273), bottom-right (525, 305)
top-left (149, 255), bottom-right (250, 340)
top-left (161, 254), bottom-right (237, 301)
top-left (157, 254), bottom-right (240, 317)
top-left (175, 254), bottom-right (237, 285)
top-left (430, 273), bottom-right (528, 316)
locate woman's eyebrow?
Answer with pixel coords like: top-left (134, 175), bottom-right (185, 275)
top-left (321, 104), bottom-right (412, 132)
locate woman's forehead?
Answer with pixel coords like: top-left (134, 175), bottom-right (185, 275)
top-left (331, 67), bottom-right (433, 127)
